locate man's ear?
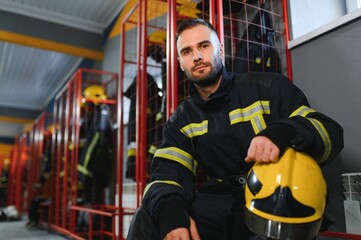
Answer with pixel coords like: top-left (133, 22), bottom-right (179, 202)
top-left (220, 44), bottom-right (224, 61)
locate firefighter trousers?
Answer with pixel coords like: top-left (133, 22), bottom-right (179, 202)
top-left (127, 191), bottom-right (267, 240)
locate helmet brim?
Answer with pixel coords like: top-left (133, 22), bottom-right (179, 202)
top-left (245, 207), bottom-right (323, 240)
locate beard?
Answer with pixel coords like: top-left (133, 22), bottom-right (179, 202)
top-left (185, 56), bottom-right (223, 88)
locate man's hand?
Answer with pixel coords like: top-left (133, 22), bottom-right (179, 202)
top-left (245, 136), bottom-right (280, 163)
top-left (163, 217), bottom-right (200, 240)
top-left (163, 228), bottom-right (190, 240)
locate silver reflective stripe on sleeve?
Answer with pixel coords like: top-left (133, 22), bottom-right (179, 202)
top-left (143, 180), bottom-right (183, 197)
top-left (180, 120), bottom-right (208, 138)
top-left (154, 147), bottom-right (197, 174)
top-left (229, 101), bottom-right (270, 134)
top-left (290, 105), bottom-right (331, 162)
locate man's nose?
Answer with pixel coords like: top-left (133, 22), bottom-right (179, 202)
top-left (193, 51), bottom-right (203, 61)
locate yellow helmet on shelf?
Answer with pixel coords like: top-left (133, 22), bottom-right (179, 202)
top-left (46, 124), bottom-right (54, 133)
top-left (83, 85), bottom-right (107, 105)
top-left (244, 148), bottom-right (327, 240)
top-left (148, 30), bottom-right (166, 45)
top-left (3, 158), bottom-right (11, 171)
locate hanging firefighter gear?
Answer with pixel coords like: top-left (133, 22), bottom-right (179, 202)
top-left (124, 73), bottom-right (162, 181)
top-left (0, 158), bottom-right (10, 206)
top-left (196, 0), bottom-right (258, 16)
top-left (77, 103), bottom-right (114, 204)
top-left (40, 132), bottom-right (52, 174)
top-left (234, 3), bottom-right (281, 73)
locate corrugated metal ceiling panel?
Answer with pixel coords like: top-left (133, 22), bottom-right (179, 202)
top-left (0, 41), bottom-right (82, 110)
top-left (0, 0), bottom-right (126, 139)
top-left (0, 0), bottom-right (126, 33)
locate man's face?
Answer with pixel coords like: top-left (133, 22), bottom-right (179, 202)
top-left (177, 25), bottom-right (223, 86)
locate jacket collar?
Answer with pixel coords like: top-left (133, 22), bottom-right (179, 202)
top-left (189, 66), bottom-right (234, 106)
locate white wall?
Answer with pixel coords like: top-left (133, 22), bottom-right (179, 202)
top-left (290, 17), bottom-right (361, 233)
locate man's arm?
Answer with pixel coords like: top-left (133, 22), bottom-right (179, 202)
top-left (245, 72), bottom-right (343, 164)
top-left (142, 106), bottom-right (197, 238)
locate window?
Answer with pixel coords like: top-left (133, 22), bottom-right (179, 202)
top-left (288, 0), bottom-right (361, 48)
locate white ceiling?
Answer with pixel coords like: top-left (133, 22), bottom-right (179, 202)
top-left (0, 0), bottom-right (127, 139)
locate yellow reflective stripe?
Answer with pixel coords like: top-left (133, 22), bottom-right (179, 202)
top-left (148, 145), bottom-right (157, 155)
top-left (229, 101), bottom-right (270, 124)
top-left (307, 118), bottom-right (332, 162)
top-left (0, 177), bottom-right (7, 182)
top-left (77, 164), bottom-right (93, 177)
top-left (143, 180), bottom-right (183, 197)
top-left (128, 148), bottom-right (136, 157)
top-left (289, 105), bottom-right (316, 117)
top-left (154, 147), bottom-right (196, 174)
top-left (84, 131), bottom-right (100, 169)
top-left (229, 101), bottom-right (269, 134)
top-left (156, 112), bottom-right (163, 121)
top-left (289, 105), bottom-right (331, 162)
top-left (69, 143), bottom-right (74, 151)
top-left (181, 120), bottom-right (208, 138)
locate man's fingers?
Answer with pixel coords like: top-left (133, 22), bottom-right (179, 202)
top-left (245, 136), bottom-right (280, 163)
top-left (163, 228), bottom-right (190, 240)
top-left (245, 140), bottom-right (257, 162)
top-left (190, 217), bottom-right (201, 240)
top-left (269, 147), bottom-right (280, 162)
top-left (261, 146), bottom-right (271, 162)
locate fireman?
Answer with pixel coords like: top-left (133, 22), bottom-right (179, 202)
top-left (127, 18), bottom-right (343, 240)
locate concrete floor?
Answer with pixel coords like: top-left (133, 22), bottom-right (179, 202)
top-left (0, 214), bottom-right (347, 240)
top-left (0, 216), bottom-right (68, 240)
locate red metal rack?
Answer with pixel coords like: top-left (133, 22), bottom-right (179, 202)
top-left (118, 0), bottom-right (292, 238)
top-left (51, 68), bottom-right (118, 239)
top-left (26, 113), bottom-right (53, 209)
top-left (34, 1), bottom-right (292, 238)
top-left (118, 1), bottom-right (169, 238)
top-left (318, 231), bottom-right (361, 239)
top-left (0, 155), bottom-right (6, 206)
top-left (6, 132), bottom-right (29, 213)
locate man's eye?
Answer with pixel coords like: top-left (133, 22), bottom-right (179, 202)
top-left (201, 44), bottom-right (209, 49)
top-left (182, 50), bottom-right (190, 56)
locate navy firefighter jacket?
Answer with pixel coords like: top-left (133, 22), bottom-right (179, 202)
top-left (142, 67), bottom-right (344, 233)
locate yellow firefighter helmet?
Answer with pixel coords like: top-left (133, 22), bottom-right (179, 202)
top-left (46, 124), bottom-right (54, 133)
top-left (3, 158), bottom-right (11, 171)
top-left (83, 85), bottom-right (107, 105)
top-left (244, 148), bottom-right (327, 240)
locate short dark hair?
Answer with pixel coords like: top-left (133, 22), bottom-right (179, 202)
top-left (176, 18), bottom-right (217, 40)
